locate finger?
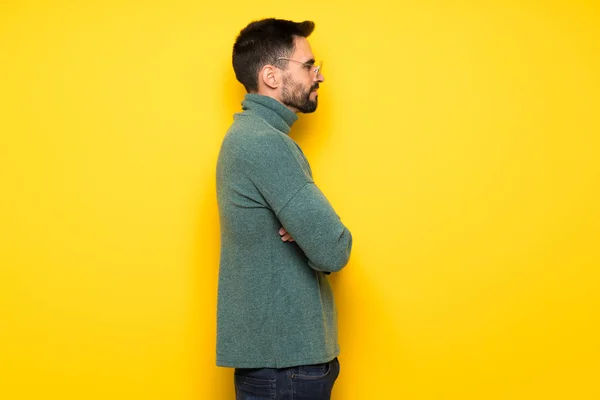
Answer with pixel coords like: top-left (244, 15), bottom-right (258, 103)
top-left (289, 237), bottom-right (295, 242)
top-left (279, 227), bottom-right (285, 235)
top-left (282, 233), bottom-right (292, 241)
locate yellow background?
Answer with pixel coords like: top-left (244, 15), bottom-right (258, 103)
top-left (1, 1), bottom-right (599, 399)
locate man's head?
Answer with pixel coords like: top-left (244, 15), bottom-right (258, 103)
top-left (232, 18), bottom-right (325, 113)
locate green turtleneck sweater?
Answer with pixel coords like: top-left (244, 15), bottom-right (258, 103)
top-left (215, 93), bottom-right (353, 368)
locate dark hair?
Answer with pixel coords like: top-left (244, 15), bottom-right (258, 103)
top-left (232, 18), bottom-right (315, 93)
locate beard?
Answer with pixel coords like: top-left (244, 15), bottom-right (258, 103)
top-left (281, 74), bottom-right (319, 114)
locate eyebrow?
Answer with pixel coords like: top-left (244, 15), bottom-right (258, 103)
top-left (303, 58), bottom-right (316, 65)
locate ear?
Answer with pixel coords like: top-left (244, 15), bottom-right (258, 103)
top-left (260, 65), bottom-right (279, 90)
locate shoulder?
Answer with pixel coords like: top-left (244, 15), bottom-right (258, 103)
top-left (221, 115), bottom-right (291, 159)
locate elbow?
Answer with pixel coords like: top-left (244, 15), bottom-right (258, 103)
top-left (328, 247), bottom-right (351, 273)
top-left (310, 231), bottom-right (353, 273)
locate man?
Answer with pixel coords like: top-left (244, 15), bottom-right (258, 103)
top-left (216, 18), bottom-right (353, 400)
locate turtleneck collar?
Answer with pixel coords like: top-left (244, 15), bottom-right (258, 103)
top-left (240, 93), bottom-right (298, 135)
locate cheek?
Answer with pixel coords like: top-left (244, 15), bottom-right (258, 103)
top-left (304, 80), bottom-right (314, 92)
top-left (297, 74), bottom-right (311, 88)
top-left (294, 80), bottom-right (309, 93)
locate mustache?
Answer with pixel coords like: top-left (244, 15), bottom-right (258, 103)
top-left (310, 83), bottom-right (320, 91)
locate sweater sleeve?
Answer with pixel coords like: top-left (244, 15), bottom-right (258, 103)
top-left (278, 182), bottom-right (353, 272)
top-left (243, 134), bottom-right (352, 273)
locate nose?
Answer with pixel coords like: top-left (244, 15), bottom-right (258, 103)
top-left (317, 72), bottom-right (325, 83)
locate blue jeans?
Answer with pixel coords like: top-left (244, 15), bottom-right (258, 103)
top-left (234, 357), bottom-right (340, 400)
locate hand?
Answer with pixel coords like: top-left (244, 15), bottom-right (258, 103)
top-left (279, 227), bottom-right (295, 242)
